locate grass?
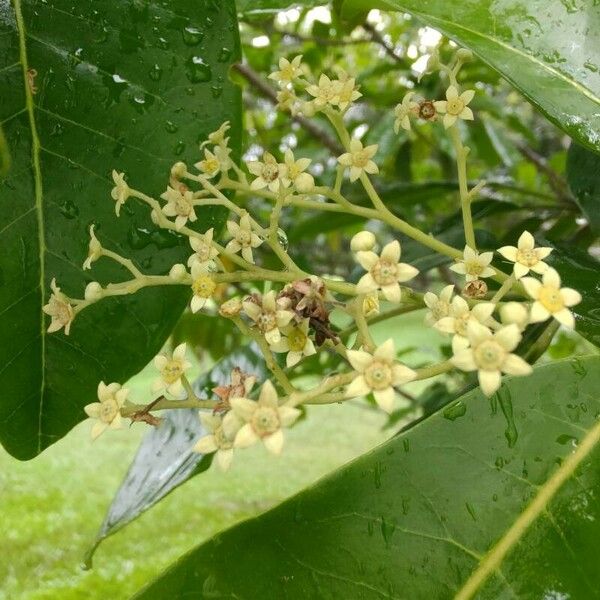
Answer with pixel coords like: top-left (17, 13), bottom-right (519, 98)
top-left (0, 312), bottom-right (443, 599)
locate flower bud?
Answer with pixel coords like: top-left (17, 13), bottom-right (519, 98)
top-left (170, 161), bottom-right (187, 178)
top-left (462, 279), bottom-right (487, 299)
top-left (169, 263), bottom-right (188, 282)
top-left (426, 51), bottom-right (440, 71)
top-left (363, 293), bottom-right (379, 317)
top-left (295, 172), bottom-right (315, 193)
top-left (456, 48), bottom-right (474, 62)
top-left (500, 302), bottom-right (529, 330)
top-left (351, 231), bottom-right (376, 253)
top-left (219, 297), bottom-right (242, 318)
top-left (84, 281), bottom-right (103, 301)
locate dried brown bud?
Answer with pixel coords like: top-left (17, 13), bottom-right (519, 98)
top-left (418, 100), bottom-right (437, 121)
top-left (462, 279), bottom-right (488, 299)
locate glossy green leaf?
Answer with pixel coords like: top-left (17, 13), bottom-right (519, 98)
top-left (84, 344), bottom-right (267, 567)
top-left (566, 143), bottom-right (600, 235)
top-left (134, 356), bottom-right (600, 599)
top-left (0, 0), bottom-right (241, 459)
top-left (236, 0), bottom-right (324, 14)
top-left (343, 0), bottom-right (600, 153)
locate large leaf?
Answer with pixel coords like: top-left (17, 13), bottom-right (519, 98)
top-left (134, 356), bottom-right (600, 599)
top-left (83, 344), bottom-right (266, 567)
top-left (343, 0), bottom-right (600, 153)
top-left (0, 0), bottom-right (241, 459)
top-left (236, 0), bottom-right (324, 14)
top-left (566, 143), bottom-right (600, 236)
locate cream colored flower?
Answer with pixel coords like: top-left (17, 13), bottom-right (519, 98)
top-left (270, 319), bottom-right (317, 367)
top-left (225, 213), bottom-right (263, 264)
top-left (334, 78), bottom-right (361, 110)
top-left (160, 186), bottom-right (197, 230)
top-left (337, 139), bottom-right (378, 182)
top-left (43, 279), bottom-right (74, 335)
top-left (190, 263), bottom-right (216, 313)
top-left (424, 284), bottom-right (455, 326)
top-left (268, 55), bottom-right (304, 84)
top-left (283, 150), bottom-right (314, 192)
top-left (194, 148), bottom-right (221, 178)
top-left (356, 240), bottom-right (418, 303)
top-left (247, 152), bottom-right (289, 192)
top-left (152, 343), bottom-right (192, 396)
top-left (522, 268), bottom-right (581, 329)
top-left (450, 245), bottom-right (495, 282)
top-left (193, 413), bottom-right (236, 471)
top-left (434, 86), bottom-right (475, 128)
top-left (451, 322), bottom-right (532, 396)
top-left (228, 381), bottom-right (301, 455)
top-left (201, 121), bottom-right (230, 148)
top-left (111, 170), bottom-right (130, 216)
top-left (346, 339), bottom-right (416, 413)
top-left (434, 296), bottom-right (495, 350)
top-left (350, 230), bottom-right (376, 253)
top-left (500, 302), bottom-right (529, 330)
top-left (276, 88), bottom-right (297, 113)
top-left (306, 74), bottom-right (340, 109)
top-left (497, 231), bottom-right (552, 279)
top-left (83, 225), bottom-right (102, 270)
top-left (394, 92), bottom-right (419, 132)
top-left (188, 228), bottom-right (218, 268)
top-left (243, 291), bottom-right (294, 345)
top-left (84, 381), bottom-right (128, 440)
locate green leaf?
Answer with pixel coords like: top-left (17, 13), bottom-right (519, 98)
top-left (236, 0), bottom-right (325, 14)
top-left (134, 356), bottom-right (600, 599)
top-left (83, 344), bottom-right (267, 567)
top-left (566, 143), bottom-right (600, 235)
top-left (0, 0), bottom-right (242, 459)
top-left (343, 0), bottom-right (600, 153)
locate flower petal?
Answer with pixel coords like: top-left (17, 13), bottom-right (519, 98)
top-left (497, 245), bottom-right (518, 262)
top-left (263, 429), bottom-right (284, 455)
top-left (346, 350), bottom-right (373, 372)
top-left (381, 240), bottom-right (400, 263)
top-left (501, 354), bottom-right (532, 376)
top-left (345, 375), bottom-right (370, 398)
top-left (193, 434), bottom-right (218, 454)
top-left (373, 387), bottom-right (395, 414)
top-left (494, 324), bottom-right (521, 352)
top-left (478, 370), bottom-right (501, 396)
top-left (234, 423), bottom-right (260, 448)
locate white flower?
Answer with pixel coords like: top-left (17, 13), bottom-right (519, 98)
top-left (350, 230), bottom-right (376, 253)
top-left (152, 343), bottom-right (192, 396)
top-left (270, 319), bottom-right (317, 367)
top-left (424, 284), bottom-right (455, 326)
top-left (243, 291), bottom-right (294, 345)
top-left (84, 281), bottom-right (103, 301)
top-left (247, 152), bottom-right (289, 192)
top-left (450, 245), bottom-right (495, 282)
top-left (228, 380), bottom-right (301, 455)
top-left (83, 225), bottom-right (102, 270)
top-left (160, 186), bottom-right (197, 230)
top-left (268, 55), bottom-right (304, 84)
top-left (225, 213), bottom-right (263, 264)
top-left (194, 148), bottom-right (221, 178)
top-left (190, 263), bottom-right (216, 313)
top-left (193, 413), bottom-right (236, 471)
top-left (346, 339), bottom-right (416, 413)
top-left (334, 78), bottom-right (361, 110)
top-left (500, 302), bottom-right (529, 330)
top-left (434, 85), bottom-right (475, 128)
top-left (84, 381), bottom-right (128, 440)
top-left (522, 268), bottom-right (581, 329)
top-left (497, 231), bottom-right (553, 279)
top-left (394, 92), bottom-right (419, 132)
top-left (356, 240), bottom-right (419, 303)
top-left (283, 150), bottom-right (314, 192)
top-left (337, 139), bottom-right (378, 182)
top-left (451, 322), bottom-right (532, 396)
top-left (306, 74), bottom-right (340, 109)
top-left (111, 170), bottom-right (130, 216)
top-left (188, 228), bottom-right (218, 269)
top-left (43, 279), bottom-right (74, 335)
top-left (201, 121), bottom-right (230, 148)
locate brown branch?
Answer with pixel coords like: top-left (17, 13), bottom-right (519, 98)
top-left (362, 22), bottom-right (404, 64)
top-left (232, 62), bottom-right (344, 155)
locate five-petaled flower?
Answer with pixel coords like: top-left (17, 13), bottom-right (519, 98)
top-left (283, 150), bottom-right (314, 193)
top-left (306, 74), bottom-right (340, 109)
top-left (193, 413), bottom-right (236, 471)
top-left (270, 319), bottom-right (317, 367)
top-left (160, 186), bottom-right (197, 230)
top-left (152, 343), bottom-right (192, 396)
top-left (201, 121), bottom-right (230, 148)
top-left (190, 263), bottom-right (216, 313)
top-left (243, 291), bottom-right (294, 345)
top-left (188, 228), bottom-right (218, 269)
top-left (522, 268), bottom-right (581, 329)
top-left (84, 381), bottom-right (128, 439)
top-left (111, 170), bottom-right (130, 216)
top-left (434, 86), bottom-right (475, 128)
top-left (225, 213), bottom-right (263, 264)
top-left (268, 55), bottom-right (304, 84)
top-left (346, 339), bottom-right (416, 413)
top-left (226, 380), bottom-right (301, 455)
top-left (450, 245), bottom-right (495, 282)
top-left (356, 240), bottom-right (419, 303)
top-left (394, 92), bottom-right (419, 132)
top-left (423, 284), bottom-right (455, 326)
top-left (498, 231), bottom-right (552, 279)
top-left (83, 225), bottom-right (102, 270)
top-left (247, 152), bottom-right (289, 192)
top-left (43, 278), bottom-right (75, 335)
top-left (335, 78), bottom-right (362, 111)
top-left (194, 148), bottom-right (222, 179)
top-left (451, 322), bottom-right (532, 396)
top-left (337, 139), bottom-right (379, 182)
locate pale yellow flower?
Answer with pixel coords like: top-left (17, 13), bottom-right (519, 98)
top-left (450, 245), bottom-right (495, 282)
top-left (276, 88), bottom-right (297, 113)
top-left (190, 263), bottom-right (216, 313)
top-left (225, 213), bottom-right (263, 264)
top-left (270, 319), bottom-right (317, 367)
top-left (243, 291), bottom-right (294, 345)
top-left (497, 231), bottom-right (552, 279)
top-left (334, 78), bottom-right (361, 110)
top-left (283, 150), bottom-right (314, 192)
top-left (337, 139), bottom-right (378, 182)
top-left (84, 381), bottom-right (128, 440)
top-left (160, 186), bottom-right (197, 230)
top-left (111, 170), bottom-right (130, 216)
top-left (346, 339), bottom-right (416, 413)
top-left (423, 284), bottom-right (455, 326)
top-left (356, 240), bottom-right (418, 303)
top-left (193, 413), bottom-right (236, 471)
top-left (306, 74), bottom-right (340, 109)
top-left (268, 55), bottom-right (304, 84)
top-left (500, 302), bottom-right (529, 330)
top-left (522, 268), bottom-right (581, 329)
top-left (194, 148), bottom-right (221, 178)
top-left (434, 85), bottom-right (475, 128)
top-left (451, 322), bottom-right (532, 396)
top-left (201, 121), bottom-right (230, 148)
top-left (152, 343), bottom-right (192, 396)
top-left (43, 279), bottom-right (74, 335)
top-left (247, 152), bottom-right (289, 192)
top-left (188, 228), bottom-right (218, 269)
top-left (83, 225), bottom-right (102, 270)
top-left (394, 92), bottom-right (419, 132)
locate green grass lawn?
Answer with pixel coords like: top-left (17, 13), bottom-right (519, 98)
top-left (0, 312), bottom-right (443, 599)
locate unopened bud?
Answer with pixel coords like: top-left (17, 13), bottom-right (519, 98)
top-left (500, 302), bottom-right (529, 329)
top-left (170, 161), bottom-right (187, 178)
top-left (363, 294), bottom-right (380, 317)
top-left (351, 231), bottom-right (376, 253)
top-left (456, 48), bottom-right (474, 62)
top-left (169, 263), bottom-right (188, 281)
top-left (219, 297), bottom-right (242, 318)
top-left (84, 281), bottom-right (103, 301)
top-left (462, 279), bottom-right (487, 299)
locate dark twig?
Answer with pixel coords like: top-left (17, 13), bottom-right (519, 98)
top-left (362, 22), bottom-right (404, 64)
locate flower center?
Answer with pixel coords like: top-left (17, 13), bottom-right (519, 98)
top-left (474, 340), bottom-right (505, 370)
top-left (262, 164), bottom-right (279, 182)
top-left (465, 260), bottom-right (484, 276)
top-left (287, 327), bottom-right (307, 352)
top-left (516, 248), bottom-right (538, 267)
top-left (364, 361), bottom-right (392, 390)
top-left (447, 98), bottom-right (465, 115)
top-left (162, 360), bottom-right (183, 384)
top-left (175, 197), bottom-right (192, 216)
top-left (257, 312), bottom-right (277, 332)
top-left (431, 300), bottom-right (450, 321)
top-left (539, 286), bottom-right (564, 313)
top-left (354, 150), bottom-right (371, 168)
top-left (201, 158), bottom-right (219, 174)
top-left (196, 243), bottom-right (211, 261)
top-left (252, 407), bottom-right (280, 436)
top-left (192, 275), bottom-right (216, 298)
top-left (54, 300), bottom-right (73, 324)
top-left (372, 259), bottom-right (398, 285)
top-left (99, 398), bottom-right (119, 423)
top-left (214, 426), bottom-right (233, 449)
top-left (236, 230), bottom-right (252, 246)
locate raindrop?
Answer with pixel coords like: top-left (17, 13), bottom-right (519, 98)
top-left (174, 141), bottom-right (186, 155)
top-left (555, 433), bottom-right (578, 446)
top-left (165, 120), bottom-right (179, 133)
top-left (210, 84), bottom-right (222, 98)
top-left (276, 228), bottom-right (288, 251)
top-left (443, 400), bottom-right (467, 421)
top-left (128, 226), bottom-right (152, 250)
top-left (60, 200), bottom-right (79, 219)
top-left (182, 26), bottom-right (204, 46)
top-left (402, 439), bottom-right (410, 453)
top-left (148, 64), bottom-right (162, 81)
top-left (497, 389), bottom-right (518, 448)
top-left (218, 47), bottom-right (232, 62)
top-left (380, 516), bottom-right (396, 545)
top-left (186, 56), bottom-right (212, 83)
top-left (465, 502), bottom-right (477, 521)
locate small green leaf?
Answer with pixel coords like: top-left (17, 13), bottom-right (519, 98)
top-left (133, 356), bottom-right (600, 599)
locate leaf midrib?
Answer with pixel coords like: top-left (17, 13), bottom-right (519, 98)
top-left (13, 0), bottom-right (46, 453)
